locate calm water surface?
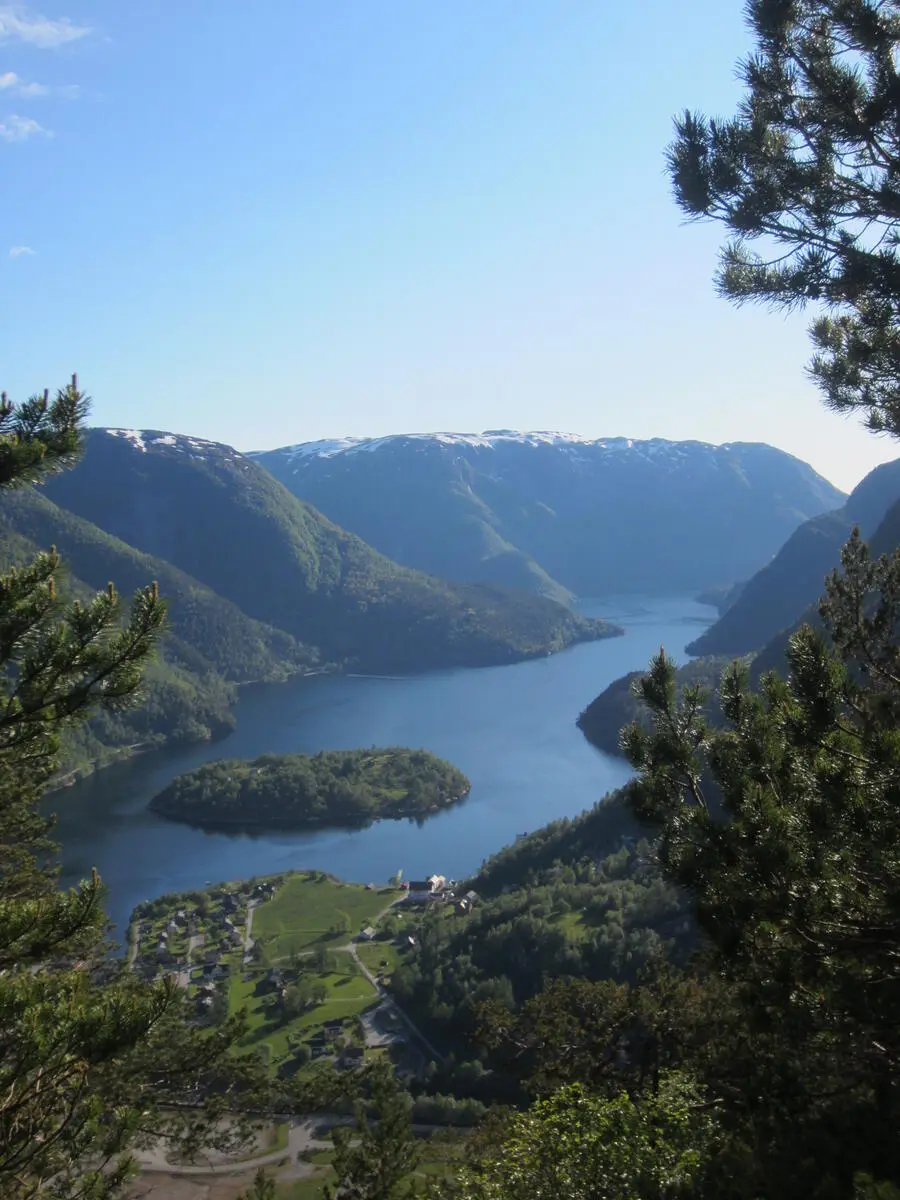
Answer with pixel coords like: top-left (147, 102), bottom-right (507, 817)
top-left (53, 595), bottom-right (713, 936)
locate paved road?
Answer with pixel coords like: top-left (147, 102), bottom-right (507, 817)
top-left (344, 941), bottom-right (445, 1065)
top-left (134, 1118), bottom-right (331, 1176)
top-left (174, 932), bottom-right (204, 990)
top-left (134, 1114), bottom-right (452, 1178)
top-left (242, 901), bottom-right (257, 963)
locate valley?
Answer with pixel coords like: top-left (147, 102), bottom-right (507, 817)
top-left (51, 594), bottom-right (713, 939)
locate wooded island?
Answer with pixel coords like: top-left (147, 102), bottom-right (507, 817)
top-left (148, 747), bottom-right (470, 831)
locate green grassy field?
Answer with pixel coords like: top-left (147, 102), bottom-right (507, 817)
top-left (229, 951), bottom-right (378, 1069)
top-left (252, 872), bottom-right (394, 959)
top-left (356, 938), bottom-right (405, 981)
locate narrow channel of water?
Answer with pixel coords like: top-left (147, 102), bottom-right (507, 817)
top-left (53, 595), bottom-right (713, 936)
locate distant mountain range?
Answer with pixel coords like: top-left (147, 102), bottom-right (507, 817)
top-left (3, 423), bottom-right (856, 779)
top-left (251, 431), bottom-right (845, 601)
top-left (14, 429), bottom-right (614, 774)
top-left (578, 455), bottom-right (900, 759)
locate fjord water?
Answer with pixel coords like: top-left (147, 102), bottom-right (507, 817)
top-left (54, 596), bottom-right (713, 938)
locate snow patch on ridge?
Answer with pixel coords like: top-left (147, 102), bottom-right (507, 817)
top-left (105, 429), bottom-right (147, 453)
top-left (102, 429), bottom-right (242, 462)
top-left (256, 431), bottom-right (726, 464)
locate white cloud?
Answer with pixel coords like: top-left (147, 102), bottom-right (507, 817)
top-left (0, 114), bottom-right (51, 141)
top-left (0, 71), bottom-right (79, 98)
top-left (9, 244), bottom-right (34, 256)
top-left (0, 6), bottom-right (90, 48)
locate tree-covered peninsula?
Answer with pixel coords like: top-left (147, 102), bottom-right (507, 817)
top-left (148, 747), bottom-right (470, 831)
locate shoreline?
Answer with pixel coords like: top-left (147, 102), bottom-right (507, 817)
top-left (148, 785), bottom-right (473, 835)
top-left (43, 622), bottom-right (617, 796)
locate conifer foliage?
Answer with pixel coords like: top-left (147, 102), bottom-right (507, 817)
top-left (621, 532), bottom-right (900, 1190)
top-left (668, 0), bottom-right (900, 435)
top-left (0, 380), bottom-right (261, 1200)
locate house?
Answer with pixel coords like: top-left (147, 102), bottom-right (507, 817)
top-left (406, 880), bottom-right (439, 902)
top-left (228, 927), bottom-right (243, 946)
top-left (464, 890), bottom-right (479, 906)
top-left (427, 874), bottom-right (447, 892)
top-left (358, 927), bottom-right (376, 942)
top-left (339, 1045), bottom-right (365, 1068)
top-left (222, 894), bottom-right (240, 914)
top-left (259, 967), bottom-right (284, 993)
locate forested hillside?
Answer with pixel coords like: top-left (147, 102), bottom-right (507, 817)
top-left (0, 489), bottom-right (315, 777)
top-left (687, 457), bottom-right (900, 657)
top-left (40, 429), bottom-right (617, 672)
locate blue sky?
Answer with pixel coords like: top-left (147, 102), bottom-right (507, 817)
top-left (1, 2), bottom-right (897, 492)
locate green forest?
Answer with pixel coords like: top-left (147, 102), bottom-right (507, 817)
top-left (148, 747), bottom-right (471, 831)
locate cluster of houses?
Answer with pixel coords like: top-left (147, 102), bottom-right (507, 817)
top-left (153, 908), bottom-right (191, 966)
top-left (403, 875), bottom-right (478, 911)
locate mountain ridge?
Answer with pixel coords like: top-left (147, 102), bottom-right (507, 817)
top-left (250, 430), bottom-right (845, 601)
top-left (38, 428), bottom-right (616, 674)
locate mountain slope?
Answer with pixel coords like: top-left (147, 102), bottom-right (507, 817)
top-left (251, 432), bottom-right (845, 598)
top-left (750, 489), bottom-right (900, 680)
top-left (578, 460), bottom-right (900, 761)
top-left (0, 488), bottom-right (318, 775)
top-left (687, 458), bottom-right (900, 657)
top-left (0, 487), bottom-right (313, 684)
top-left (40, 429), bottom-right (616, 671)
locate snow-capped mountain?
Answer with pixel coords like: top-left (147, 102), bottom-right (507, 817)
top-left (103, 428), bottom-right (246, 462)
top-left (250, 432), bottom-right (845, 600)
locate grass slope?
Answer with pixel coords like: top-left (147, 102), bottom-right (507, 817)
top-left (252, 873), bottom-right (392, 958)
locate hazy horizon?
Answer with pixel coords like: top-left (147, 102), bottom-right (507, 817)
top-left (3, 1), bottom-right (898, 492)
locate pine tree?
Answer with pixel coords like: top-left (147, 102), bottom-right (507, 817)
top-left (325, 1062), bottom-right (421, 1200)
top-left (622, 531), bottom-right (900, 1192)
top-left (0, 380), bottom-right (265, 1200)
top-left (668, 0), bottom-right (900, 435)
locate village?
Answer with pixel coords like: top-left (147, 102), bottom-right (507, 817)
top-left (127, 869), bottom-right (477, 1082)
